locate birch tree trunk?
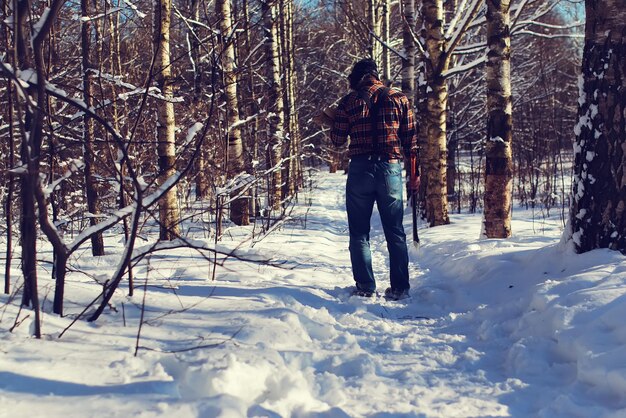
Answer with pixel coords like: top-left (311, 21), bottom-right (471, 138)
top-left (279, 0), bottom-right (299, 199)
top-left (218, 0), bottom-right (250, 225)
top-left (367, 0), bottom-right (382, 62)
top-left (483, 0), bottom-right (513, 238)
top-left (569, 0), bottom-right (626, 253)
top-left (401, 0), bottom-right (415, 105)
top-left (381, 0), bottom-right (390, 81)
top-left (421, 0), bottom-right (450, 226)
top-left (242, 0), bottom-right (259, 216)
top-left (154, 0), bottom-right (181, 240)
top-left (367, 0), bottom-right (376, 58)
top-left (287, 0), bottom-right (301, 197)
top-left (279, 0), bottom-right (291, 200)
top-left (262, 0), bottom-right (284, 209)
top-left (81, 0), bottom-right (105, 255)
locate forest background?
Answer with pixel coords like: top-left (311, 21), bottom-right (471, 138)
top-left (0, 0), bottom-right (619, 338)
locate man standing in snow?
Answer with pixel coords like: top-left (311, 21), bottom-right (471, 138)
top-left (326, 58), bottom-right (419, 300)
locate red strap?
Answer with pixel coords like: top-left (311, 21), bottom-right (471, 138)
top-left (410, 153), bottom-right (419, 179)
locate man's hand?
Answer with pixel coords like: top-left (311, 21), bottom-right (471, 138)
top-left (313, 106), bottom-right (336, 128)
top-left (407, 153), bottom-right (420, 192)
top-left (408, 175), bottom-right (420, 192)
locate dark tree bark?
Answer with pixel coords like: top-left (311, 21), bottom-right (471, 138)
top-left (569, 0), bottom-right (626, 253)
top-left (3, 11), bottom-right (15, 294)
top-left (81, 0), bottom-right (105, 255)
top-left (483, 0), bottom-right (513, 238)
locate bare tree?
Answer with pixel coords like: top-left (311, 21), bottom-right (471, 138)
top-left (190, 0), bottom-right (211, 201)
top-left (217, 0), bottom-right (250, 225)
top-left (11, 0), bottom-right (69, 337)
top-left (2, 0), bottom-right (15, 295)
top-left (81, 0), bottom-right (105, 255)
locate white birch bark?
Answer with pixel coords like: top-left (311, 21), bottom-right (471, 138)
top-left (262, 0), bottom-right (285, 209)
top-left (401, 0), bottom-right (416, 104)
top-left (154, 0), bottom-right (181, 240)
top-left (421, 0), bottom-right (450, 226)
top-left (217, 0), bottom-right (250, 225)
top-left (381, 0), bottom-right (390, 81)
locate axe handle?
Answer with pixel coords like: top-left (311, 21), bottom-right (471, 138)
top-left (411, 191), bottom-right (419, 245)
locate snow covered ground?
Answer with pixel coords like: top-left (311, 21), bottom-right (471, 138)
top-left (2, 169), bottom-right (626, 417)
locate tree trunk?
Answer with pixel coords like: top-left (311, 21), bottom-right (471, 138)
top-left (81, 0), bottom-right (105, 255)
top-left (401, 0), bottom-right (416, 105)
top-left (367, 0), bottom-right (376, 58)
top-left (381, 0), bottom-right (390, 81)
top-left (288, 0), bottom-right (301, 197)
top-left (190, 0), bottom-right (210, 200)
top-left (366, 0), bottom-right (382, 63)
top-left (483, 0), bottom-right (513, 238)
top-left (154, 0), bottom-right (181, 240)
top-left (421, 0), bottom-right (450, 226)
top-left (262, 0), bottom-right (284, 210)
top-left (279, 0), bottom-right (291, 201)
top-left (4, 14), bottom-right (15, 294)
top-left (569, 0), bottom-right (626, 253)
top-left (218, 0), bottom-right (250, 225)
top-left (280, 0), bottom-right (300, 199)
top-left (242, 0), bottom-right (259, 216)
top-left (15, 0), bottom-right (43, 337)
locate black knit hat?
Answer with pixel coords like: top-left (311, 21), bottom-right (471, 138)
top-left (348, 58), bottom-right (379, 90)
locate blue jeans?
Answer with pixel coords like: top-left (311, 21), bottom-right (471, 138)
top-left (346, 156), bottom-right (410, 293)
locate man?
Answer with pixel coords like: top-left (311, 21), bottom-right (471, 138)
top-left (328, 58), bottom-right (419, 301)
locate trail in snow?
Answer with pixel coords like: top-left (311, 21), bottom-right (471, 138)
top-left (1, 170), bottom-right (626, 417)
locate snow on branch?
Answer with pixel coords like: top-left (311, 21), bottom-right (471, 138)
top-left (445, 0), bottom-right (471, 39)
top-left (401, 15), bottom-right (426, 57)
top-left (512, 30), bottom-right (584, 39)
top-left (453, 41), bottom-right (487, 55)
top-left (445, 0), bottom-right (484, 55)
top-left (32, 0), bottom-right (65, 45)
top-left (121, 0), bottom-right (147, 19)
top-left (32, 7), bottom-right (52, 40)
top-left (42, 80), bottom-right (127, 143)
top-left (369, 29), bottom-right (407, 61)
top-left (184, 122), bottom-right (205, 148)
top-left (68, 172), bottom-right (182, 252)
top-left (89, 69), bottom-right (183, 103)
top-left (74, 8), bottom-right (124, 22)
top-left (227, 113), bottom-right (262, 133)
top-left (513, 19), bottom-right (584, 31)
top-left (43, 159), bottom-right (85, 198)
top-left (442, 55), bottom-right (487, 78)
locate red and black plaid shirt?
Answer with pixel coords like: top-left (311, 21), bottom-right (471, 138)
top-left (331, 77), bottom-right (418, 160)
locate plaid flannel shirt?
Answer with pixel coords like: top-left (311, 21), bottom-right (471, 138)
top-left (330, 77), bottom-right (418, 160)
